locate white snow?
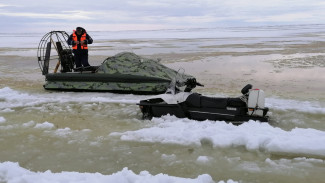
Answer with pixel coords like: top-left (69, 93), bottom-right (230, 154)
top-left (0, 162), bottom-right (237, 183)
top-left (34, 122), bottom-right (55, 129)
top-left (0, 116), bottom-right (6, 124)
top-left (197, 156), bottom-right (211, 164)
top-left (110, 115), bottom-right (325, 158)
top-left (22, 121), bottom-right (36, 128)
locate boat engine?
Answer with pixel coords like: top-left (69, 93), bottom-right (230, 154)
top-left (37, 31), bottom-right (74, 75)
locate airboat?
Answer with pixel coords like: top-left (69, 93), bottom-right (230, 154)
top-left (37, 31), bottom-right (194, 94)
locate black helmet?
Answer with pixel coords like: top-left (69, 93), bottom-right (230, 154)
top-left (76, 27), bottom-right (84, 33)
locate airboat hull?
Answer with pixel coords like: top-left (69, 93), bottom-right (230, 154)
top-left (44, 73), bottom-right (171, 94)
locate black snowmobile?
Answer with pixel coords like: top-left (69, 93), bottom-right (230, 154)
top-left (137, 78), bottom-right (269, 124)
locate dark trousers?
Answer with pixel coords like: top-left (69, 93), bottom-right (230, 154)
top-left (73, 51), bottom-right (90, 68)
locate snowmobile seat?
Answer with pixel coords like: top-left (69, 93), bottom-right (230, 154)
top-left (186, 93), bottom-right (246, 108)
top-left (186, 93), bottom-right (201, 107)
top-left (186, 93), bottom-right (228, 108)
top-left (227, 98), bottom-right (246, 107)
top-left (200, 96), bottom-right (228, 108)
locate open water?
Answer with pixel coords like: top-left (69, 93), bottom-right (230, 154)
top-left (0, 24), bottom-right (325, 183)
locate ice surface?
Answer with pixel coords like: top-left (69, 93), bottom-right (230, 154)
top-left (0, 87), bottom-right (145, 110)
top-left (0, 162), bottom-right (237, 183)
top-left (2, 87), bottom-right (325, 158)
top-left (111, 115), bottom-right (325, 157)
top-left (266, 98), bottom-right (325, 114)
top-left (1, 87), bottom-right (324, 114)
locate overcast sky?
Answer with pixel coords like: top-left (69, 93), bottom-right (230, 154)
top-left (1, 0), bottom-right (325, 33)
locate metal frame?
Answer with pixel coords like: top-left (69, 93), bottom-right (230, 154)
top-left (37, 31), bottom-right (71, 74)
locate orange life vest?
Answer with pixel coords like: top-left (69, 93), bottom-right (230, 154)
top-left (72, 30), bottom-right (88, 50)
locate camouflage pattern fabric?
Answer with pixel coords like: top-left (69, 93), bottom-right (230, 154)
top-left (44, 81), bottom-right (169, 94)
top-left (97, 52), bottom-right (191, 80)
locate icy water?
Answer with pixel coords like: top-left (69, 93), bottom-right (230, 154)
top-left (0, 25), bottom-right (325, 183)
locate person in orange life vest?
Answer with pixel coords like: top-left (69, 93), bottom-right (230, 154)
top-left (67, 27), bottom-right (93, 68)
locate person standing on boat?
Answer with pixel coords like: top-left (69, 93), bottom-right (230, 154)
top-left (67, 27), bottom-right (93, 68)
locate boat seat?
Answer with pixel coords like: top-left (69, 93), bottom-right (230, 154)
top-left (74, 66), bottom-right (99, 72)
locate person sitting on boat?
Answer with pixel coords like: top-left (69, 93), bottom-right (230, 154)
top-left (67, 27), bottom-right (93, 69)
